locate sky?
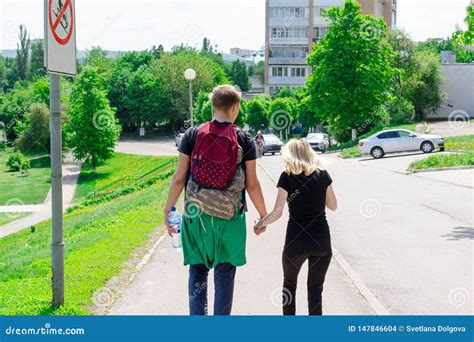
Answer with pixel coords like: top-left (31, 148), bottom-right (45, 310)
top-left (0, 0), bottom-right (470, 52)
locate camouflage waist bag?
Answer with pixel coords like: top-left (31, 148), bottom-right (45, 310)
top-left (185, 147), bottom-right (245, 220)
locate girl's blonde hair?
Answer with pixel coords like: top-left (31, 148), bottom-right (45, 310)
top-left (282, 139), bottom-right (325, 176)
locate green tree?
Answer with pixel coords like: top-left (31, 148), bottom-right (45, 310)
top-left (267, 97), bottom-right (295, 132)
top-left (16, 103), bottom-right (50, 153)
top-left (16, 25), bottom-right (30, 81)
top-left (68, 67), bottom-right (121, 171)
top-left (150, 50), bottom-right (222, 129)
top-left (0, 57), bottom-right (8, 92)
top-left (124, 65), bottom-right (169, 128)
top-left (230, 60), bottom-right (250, 91)
top-left (84, 46), bottom-right (112, 76)
top-left (307, 0), bottom-right (396, 141)
top-left (407, 51), bottom-right (444, 120)
top-left (28, 40), bottom-right (46, 80)
top-left (248, 61), bottom-right (265, 84)
top-left (452, 4), bottom-right (474, 46)
top-left (246, 98), bottom-right (269, 130)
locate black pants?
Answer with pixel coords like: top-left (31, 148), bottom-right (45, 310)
top-left (282, 238), bottom-right (332, 315)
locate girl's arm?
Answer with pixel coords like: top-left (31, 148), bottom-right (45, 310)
top-left (326, 185), bottom-right (337, 211)
top-left (255, 187), bottom-right (288, 230)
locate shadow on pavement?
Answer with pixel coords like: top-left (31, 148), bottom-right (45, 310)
top-left (442, 227), bottom-right (474, 241)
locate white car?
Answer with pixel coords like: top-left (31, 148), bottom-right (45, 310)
top-left (305, 133), bottom-right (329, 153)
top-left (359, 129), bottom-right (445, 159)
top-left (175, 133), bottom-right (185, 147)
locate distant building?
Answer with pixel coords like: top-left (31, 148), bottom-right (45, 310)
top-left (264, 0), bottom-right (397, 94)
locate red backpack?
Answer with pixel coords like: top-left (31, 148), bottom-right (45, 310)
top-left (191, 122), bottom-right (239, 190)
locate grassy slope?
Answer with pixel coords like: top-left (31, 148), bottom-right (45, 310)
top-left (74, 153), bottom-right (175, 201)
top-left (409, 152), bottom-right (474, 170)
top-left (445, 135), bottom-right (474, 151)
top-left (0, 175), bottom-right (172, 315)
top-left (0, 149), bottom-right (51, 205)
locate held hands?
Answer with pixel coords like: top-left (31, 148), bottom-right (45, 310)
top-left (253, 218), bottom-right (267, 236)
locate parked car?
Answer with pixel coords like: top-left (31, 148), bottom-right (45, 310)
top-left (262, 134), bottom-right (284, 155)
top-left (359, 129), bottom-right (445, 159)
top-left (175, 133), bottom-right (185, 147)
top-left (305, 133), bottom-right (329, 153)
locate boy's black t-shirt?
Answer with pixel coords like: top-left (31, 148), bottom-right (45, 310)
top-left (277, 170), bottom-right (333, 240)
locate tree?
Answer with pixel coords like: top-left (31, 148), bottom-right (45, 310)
top-left (124, 65), bottom-right (169, 128)
top-left (201, 38), bottom-right (214, 53)
top-left (68, 67), bottom-right (121, 171)
top-left (407, 51), bottom-right (444, 120)
top-left (248, 61), bottom-right (265, 84)
top-left (16, 25), bottom-right (30, 81)
top-left (0, 57), bottom-right (8, 92)
top-left (307, 0), bottom-right (396, 142)
top-left (267, 97), bottom-right (295, 132)
top-left (150, 50), bottom-right (222, 130)
top-left (16, 103), bottom-right (50, 153)
top-left (452, 4), bottom-right (474, 46)
top-left (230, 60), bottom-right (250, 91)
top-left (246, 98), bottom-right (269, 130)
top-left (84, 46), bottom-right (112, 76)
top-left (28, 40), bottom-right (46, 80)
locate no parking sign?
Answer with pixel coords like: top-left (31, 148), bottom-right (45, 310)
top-left (45, 0), bottom-right (77, 76)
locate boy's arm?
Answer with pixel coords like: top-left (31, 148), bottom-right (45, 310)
top-left (164, 153), bottom-right (190, 236)
top-left (255, 187), bottom-right (288, 228)
top-left (245, 160), bottom-right (267, 219)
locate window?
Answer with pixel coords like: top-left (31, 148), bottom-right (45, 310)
top-left (313, 27), bottom-right (328, 42)
top-left (316, 7), bottom-right (328, 17)
top-left (291, 67), bottom-right (306, 77)
top-left (378, 131), bottom-right (399, 139)
top-left (269, 47), bottom-right (308, 59)
top-left (272, 67), bottom-right (288, 77)
top-left (269, 7), bottom-right (306, 19)
top-left (271, 27), bottom-right (308, 38)
top-left (399, 131), bottom-right (414, 138)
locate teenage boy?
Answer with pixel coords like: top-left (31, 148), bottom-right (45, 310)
top-left (164, 85), bottom-right (268, 315)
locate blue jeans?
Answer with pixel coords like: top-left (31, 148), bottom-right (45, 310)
top-left (188, 263), bottom-right (236, 315)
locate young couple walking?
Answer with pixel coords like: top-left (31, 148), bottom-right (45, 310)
top-left (164, 85), bottom-right (337, 316)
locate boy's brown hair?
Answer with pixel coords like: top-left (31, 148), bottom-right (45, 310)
top-left (211, 85), bottom-right (242, 112)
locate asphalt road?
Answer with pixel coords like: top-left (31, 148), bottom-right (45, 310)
top-left (260, 152), bottom-right (473, 315)
top-left (112, 139), bottom-right (473, 315)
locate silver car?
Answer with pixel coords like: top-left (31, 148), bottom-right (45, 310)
top-left (305, 133), bottom-right (329, 153)
top-left (175, 133), bottom-right (185, 147)
top-left (359, 129), bottom-right (445, 159)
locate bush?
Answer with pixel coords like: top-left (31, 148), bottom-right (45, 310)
top-left (6, 152), bottom-right (31, 172)
top-left (0, 140), bottom-right (6, 152)
top-left (16, 103), bottom-right (50, 153)
top-left (386, 97), bottom-right (415, 124)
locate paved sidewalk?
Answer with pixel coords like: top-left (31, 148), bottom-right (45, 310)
top-left (110, 164), bottom-right (375, 316)
top-left (0, 161), bottom-right (82, 238)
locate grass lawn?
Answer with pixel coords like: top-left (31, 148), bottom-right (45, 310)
top-left (0, 212), bottom-right (32, 226)
top-left (339, 146), bottom-right (362, 159)
top-left (0, 148), bottom-right (51, 205)
top-left (74, 153), bottom-right (175, 201)
top-left (409, 152), bottom-right (474, 171)
top-left (445, 135), bottom-right (474, 151)
top-left (0, 174), bottom-right (173, 315)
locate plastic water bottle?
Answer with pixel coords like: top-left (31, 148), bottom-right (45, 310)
top-left (168, 207), bottom-right (182, 250)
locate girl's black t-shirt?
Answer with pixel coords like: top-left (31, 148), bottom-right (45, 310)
top-left (277, 170), bottom-right (333, 240)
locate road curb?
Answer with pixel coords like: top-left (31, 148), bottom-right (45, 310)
top-left (258, 162), bottom-right (390, 316)
top-left (407, 165), bottom-right (474, 174)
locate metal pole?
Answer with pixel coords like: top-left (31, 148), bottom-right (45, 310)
top-left (189, 80), bottom-right (194, 127)
top-left (49, 73), bottom-right (64, 307)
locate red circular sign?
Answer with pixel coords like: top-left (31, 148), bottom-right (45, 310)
top-left (49, 0), bottom-right (74, 46)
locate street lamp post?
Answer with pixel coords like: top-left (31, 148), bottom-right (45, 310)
top-left (184, 68), bottom-right (197, 127)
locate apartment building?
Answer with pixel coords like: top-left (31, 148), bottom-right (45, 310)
top-left (264, 0), bottom-right (397, 94)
